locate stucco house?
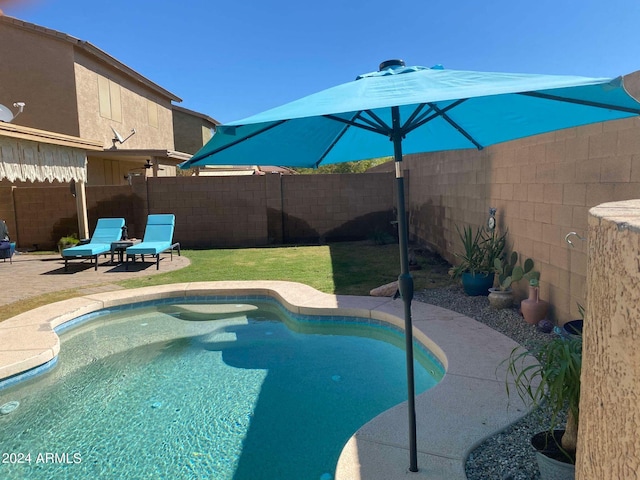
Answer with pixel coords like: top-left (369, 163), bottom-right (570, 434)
top-left (0, 14), bottom-right (215, 241)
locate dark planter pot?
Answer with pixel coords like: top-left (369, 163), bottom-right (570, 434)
top-left (531, 430), bottom-right (575, 480)
top-left (563, 320), bottom-right (583, 336)
top-left (461, 272), bottom-right (494, 296)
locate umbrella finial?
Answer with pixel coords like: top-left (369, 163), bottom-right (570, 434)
top-left (379, 59), bottom-right (405, 71)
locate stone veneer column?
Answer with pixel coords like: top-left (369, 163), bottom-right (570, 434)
top-left (577, 200), bottom-right (640, 479)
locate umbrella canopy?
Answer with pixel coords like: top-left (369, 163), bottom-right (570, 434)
top-left (180, 60), bottom-right (640, 473)
top-left (181, 60), bottom-right (640, 169)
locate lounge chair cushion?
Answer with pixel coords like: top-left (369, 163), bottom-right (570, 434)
top-left (62, 218), bottom-right (125, 258)
top-left (62, 243), bottom-right (112, 257)
top-left (126, 214), bottom-right (175, 256)
top-left (126, 241), bottom-right (172, 256)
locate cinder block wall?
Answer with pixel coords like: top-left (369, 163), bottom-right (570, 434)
top-left (9, 173), bottom-right (395, 250)
top-left (281, 173), bottom-right (395, 243)
top-left (405, 115), bottom-right (640, 323)
top-left (577, 200), bottom-right (640, 479)
top-left (13, 185), bottom-right (77, 249)
top-left (156, 176), bottom-right (270, 248)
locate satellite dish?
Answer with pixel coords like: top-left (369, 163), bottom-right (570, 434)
top-left (0, 102), bottom-right (25, 123)
top-left (0, 104), bottom-right (15, 122)
top-left (111, 126), bottom-right (124, 143)
top-left (110, 126), bottom-right (136, 148)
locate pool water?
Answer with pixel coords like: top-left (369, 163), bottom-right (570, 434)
top-left (0, 300), bottom-right (443, 480)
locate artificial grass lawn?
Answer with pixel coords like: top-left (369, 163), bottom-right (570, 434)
top-left (0, 242), bottom-right (453, 322)
top-left (118, 241), bottom-right (453, 296)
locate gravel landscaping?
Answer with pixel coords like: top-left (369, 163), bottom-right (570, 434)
top-left (414, 285), bottom-right (561, 480)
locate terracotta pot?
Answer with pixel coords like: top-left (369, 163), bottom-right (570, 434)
top-left (521, 285), bottom-right (549, 324)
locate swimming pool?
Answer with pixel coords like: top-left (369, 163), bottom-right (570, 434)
top-left (0, 297), bottom-right (444, 480)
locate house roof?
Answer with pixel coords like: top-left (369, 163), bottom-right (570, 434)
top-left (0, 122), bottom-right (102, 151)
top-left (0, 15), bottom-right (182, 102)
top-left (172, 105), bottom-right (220, 126)
top-left (97, 149), bottom-right (192, 165)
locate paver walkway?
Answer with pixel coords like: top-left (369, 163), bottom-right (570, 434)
top-left (0, 251), bottom-right (190, 307)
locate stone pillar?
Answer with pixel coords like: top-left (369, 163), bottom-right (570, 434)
top-left (577, 200), bottom-right (640, 479)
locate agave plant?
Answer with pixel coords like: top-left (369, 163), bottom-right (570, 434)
top-left (449, 225), bottom-right (506, 278)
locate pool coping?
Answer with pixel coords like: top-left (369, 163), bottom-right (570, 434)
top-left (0, 281), bottom-right (532, 480)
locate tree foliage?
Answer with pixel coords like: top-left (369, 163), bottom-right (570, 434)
top-left (293, 157), bottom-right (391, 174)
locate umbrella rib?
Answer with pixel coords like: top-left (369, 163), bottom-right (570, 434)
top-left (424, 102), bottom-right (484, 150)
top-left (323, 113), bottom-right (390, 135)
top-left (313, 121), bottom-right (353, 168)
top-left (406, 99), bottom-right (467, 132)
top-left (363, 109), bottom-right (392, 132)
top-left (401, 103), bottom-right (430, 131)
top-left (519, 91), bottom-right (640, 115)
top-left (188, 120), bottom-right (288, 164)
top-left (313, 111), bottom-right (366, 168)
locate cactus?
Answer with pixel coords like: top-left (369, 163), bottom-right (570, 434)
top-left (494, 253), bottom-right (535, 290)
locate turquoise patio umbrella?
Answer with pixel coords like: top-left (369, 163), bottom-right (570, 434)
top-left (180, 59), bottom-right (640, 472)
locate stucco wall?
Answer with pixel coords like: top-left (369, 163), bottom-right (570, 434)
top-left (74, 51), bottom-right (175, 150)
top-left (576, 200), bottom-right (640, 479)
top-left (405, 115), bottom-right (640, 323)
top-left (172, 109), bottom-right (214, 154)
top-left (0, 18), bottom-right (79, 135)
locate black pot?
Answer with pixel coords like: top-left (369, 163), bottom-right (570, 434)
top-left (531, 430), bottom-right (576, 479)
top-left (531, 430), bottom-right (575, 464)
top-left (563, 320), bottom-right (583, 336)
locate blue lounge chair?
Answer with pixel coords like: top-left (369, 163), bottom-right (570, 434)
top-left (62, 218), bottom-right (125, 271)
top-left (125, 214), bottom-right (180, 270)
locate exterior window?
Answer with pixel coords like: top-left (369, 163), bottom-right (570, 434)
top-left (147, 99), bottom-right (158, 128)
top-left (98, 75), bottom-right (122, 122)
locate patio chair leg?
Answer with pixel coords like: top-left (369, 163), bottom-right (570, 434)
top-left (156, 255), bottom-right (160, 270)
top-left (94, 255), bottom-right (98, 271)
top-left (64, 258), bottom-right (68, 272)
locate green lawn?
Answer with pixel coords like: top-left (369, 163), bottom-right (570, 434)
top-left (0, 242), bottom-right (454, 321)
top-left (118, 242), bottom-right (453, 295)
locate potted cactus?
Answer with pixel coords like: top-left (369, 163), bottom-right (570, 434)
top-left (488, 253), bottom-right (534, 309)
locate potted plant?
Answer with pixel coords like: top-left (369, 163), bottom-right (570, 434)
top-left (521, 273), bottom-right (548, 325)
top-left (57, 234), bottom-right (79, 256)
top-left (504, 333), bottom-right (582, 479)
top-left (488, 253), bottom-right (533, 308)
top-left (449, 225), bottom-right (505, 296)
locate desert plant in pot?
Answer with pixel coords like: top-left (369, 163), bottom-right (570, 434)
top-left (503, 333), bottom-right (582, 479)
top-left (521, 274), bottom-right (549, 325)
top-left (449, 225), bottom-right (504, 296)
top-left (57, 234), bottom-right (79, 257)
top-left (488, 253), bottom-right (534, 309)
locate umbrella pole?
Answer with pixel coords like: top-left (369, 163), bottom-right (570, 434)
top-left (391, 107), bottom-right (418, 472)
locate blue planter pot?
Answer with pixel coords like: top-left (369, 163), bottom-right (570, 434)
top-left (461, 272), bottom-right (494, 296)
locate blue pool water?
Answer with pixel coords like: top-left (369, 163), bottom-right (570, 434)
top-left (0, 298), bottom-right (443, 480)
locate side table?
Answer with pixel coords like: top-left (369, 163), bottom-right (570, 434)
top-left (110, 239), bottom-right (141, 264)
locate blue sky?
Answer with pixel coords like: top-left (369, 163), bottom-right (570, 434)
top-left (2, 0), bottom-right (640, 123)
